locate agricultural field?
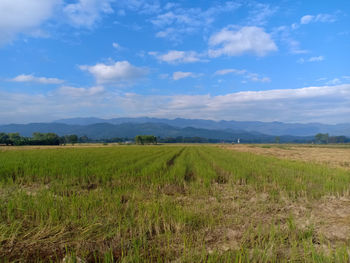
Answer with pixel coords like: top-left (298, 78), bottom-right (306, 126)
top-left (1, 145), bottom-right (350, 262)
top-left (224, 144), bottom-right (350, 170)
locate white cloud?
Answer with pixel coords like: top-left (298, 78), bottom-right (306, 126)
top-left (246, 73), bottom-right (271, 83)
top-left (112, 42), bottom-right (121, 49)
top-left (208, 26), bottom-right (277, 57)
top-left (116, 0), bottom-right (161, 15)
top-left (0, 87), bottom-right (109, 124)
top-left (63, 0), bottom-right (114, 28)
top-left (272, 26), bottom-right (308, 55)
top-left (300, 14), bottom-right (336, 25)
top-left (150, 1), bottom-right (241, 41)
top-left (246, 2), bottom-right (277, 26)
top-left (149, 50), bottom-right (203, 64)
top-left (300, 15), bottom-right (314, 25)
top-left (172, 72), bottom-right (197, 80)
top-left (1, 84), bottom-right (350, 124)
top-left (79, 61), bottom-right (148, 85)
top-left (214, 69), bottom-right (270, 83)
top-left (214, 69), bottom-right (247, 76)
top-left (114, 84), bottom-right (350, 124)
top-left (298, 56), bottom-right (324, 64)
top-left (57, 86), bottom-right (104, 97)
top-left (10, 74), bottom-right (64, 84)
top-left (309, 56), bottom-right (324, 62)
top-left (0, 0), bottom-right (59, 45)
top-left (326, 78), bottom-right (342, 85)
top-left (317, 76), bottom-right (350, 85)
top-left (0, 0), bottom-right (117, 45)
top-left (288, 40), bottom-right (308, 54)
top-left (159, 73), bottom-right (169, 79)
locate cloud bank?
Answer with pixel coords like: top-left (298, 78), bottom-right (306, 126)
top-left (0, 84), bottom-right (349, 124)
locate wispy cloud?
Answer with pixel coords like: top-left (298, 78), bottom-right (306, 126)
top-left (298, 56), bottom-right (325, 64)
top-left (246, 2), bottom-right (278, 26)
top-left (112, 42), bottom-right (122, 49)
top-left (300, 14), bottom-right (336, 25)
top-left (57, 86), bottom-right (105, 97)
top-left (308, 56), bottom-right (324, 62)
top-left (63, 0), bottom-right (115, 28)
top-left (172, 71), bottom-right (199, 81)
top-left (10, 74), bottom-right (64, 84)
top-left (326, 78), bottom-right (342, 85)
top-left (214, 69), bottom-right (247, 76)
top-left (149, 50), bottom-right (204, 64)
top-left (115, 0), bottom-right (161, 15)
top-left (272, 26), bottom-right (308, 54)
top-left (150, 1), bottom-right (241, 42)
top-left (214, 68), bottom-right (270, 83)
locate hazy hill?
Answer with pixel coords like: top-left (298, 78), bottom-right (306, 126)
top-left (0, 122), bottom-right (313, 143)
top-left (54, 117), bottom-right (350, 136)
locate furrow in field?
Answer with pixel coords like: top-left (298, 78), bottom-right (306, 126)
top-left (166, 147), bottom-right (185, 167)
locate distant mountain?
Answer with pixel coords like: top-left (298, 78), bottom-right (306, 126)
top-left (54, 117), bottom-right (350, 136)
top-left (0, 122), bottom-right (313, 143)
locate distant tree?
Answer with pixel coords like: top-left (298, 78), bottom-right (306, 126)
top-left (32, 132), bottom-right (46, 141)
top-left (275, 136), bottom-right (280, 144)
top-left (329, 136), bottom-right (347, 144)
top-left (8, 133), bottom-right (21, 145)
top-left (59, 136), bottom-right (67, 145)
top-left (0, 133), bottom-right (10, 145)
top-left (135, 135), bottom-right (143, 145)
top-left (135, 135), bottom-right (157, 145)
top-left (315, 133), bottom-right (329, 144)
top-left (45, 133), bottom-right (60, 145)
top-left (31, 132), bottom-right (60, 145)
top-left (79, 135), bottom-right (89, 143)
top-left (68, 134), bottom-right (78, 145)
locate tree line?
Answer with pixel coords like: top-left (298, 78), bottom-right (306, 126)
top-left (314, 133), bottom-right (350, 144)
top-left (0, 132), bottom-right (81, 146)
top-left (1, 132), bottom-right (349, 146)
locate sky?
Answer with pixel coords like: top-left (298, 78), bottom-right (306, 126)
top-left (0, 0), bottom-right (349, 124)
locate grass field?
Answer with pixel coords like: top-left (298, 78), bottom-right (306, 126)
top-left (1, 145), bottom-right (350, 262)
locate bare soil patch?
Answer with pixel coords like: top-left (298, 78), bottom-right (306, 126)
top-left (222, 144), bottom-right (350, 170)
top-left (177, 182), bottom-right (350, 256)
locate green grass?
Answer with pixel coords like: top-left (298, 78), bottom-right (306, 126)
top-left (1, 145), bottom-right (350, 262)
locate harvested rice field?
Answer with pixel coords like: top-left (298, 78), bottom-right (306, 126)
top-left (1, 145), bottom-right (350, 262)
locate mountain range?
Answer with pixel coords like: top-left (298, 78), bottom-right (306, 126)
top-left (54, 117), bottom-right (350, 137)
top-left (0, 117), bottom-right (348, 142)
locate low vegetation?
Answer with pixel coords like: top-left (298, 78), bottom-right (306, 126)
top-left (1, 145), bottom-right (350, 262)
top-left (0, 132), bottom-right (79, 146)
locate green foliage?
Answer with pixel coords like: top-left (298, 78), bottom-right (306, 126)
top-left (275, 136), bottom-right (280, 144)
top-left (135, 135), bottom-right (157, 145)
top-left (0, 132), bottom-right (61, 146)
top-left (0, 132), bottom-right (10, 145)
top-left (315, 133), bottom-right (329, 144)
top-left (314, 133), bottom-right (348, 144)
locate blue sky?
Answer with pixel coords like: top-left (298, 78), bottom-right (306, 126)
top-left (0, 0), bottom-right (349, 124)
